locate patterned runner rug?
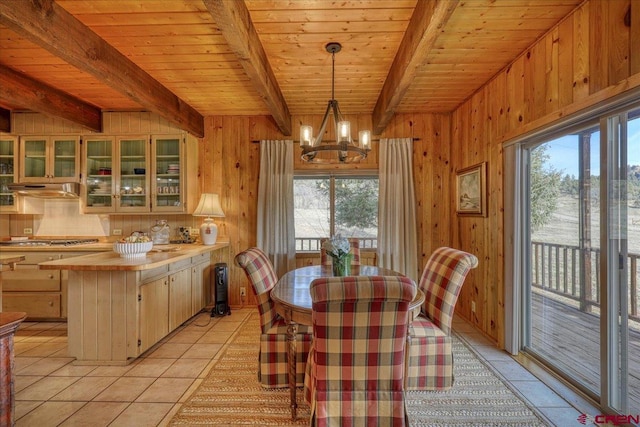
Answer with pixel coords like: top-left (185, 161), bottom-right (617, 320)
top-left (170, 312), bottom-right (549, 426)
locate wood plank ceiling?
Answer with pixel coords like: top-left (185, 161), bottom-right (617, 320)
top-left (0, 0), bottom-right (584, 137)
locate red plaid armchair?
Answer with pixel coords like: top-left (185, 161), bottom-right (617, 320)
top-left (320, 238), bottom-right (361, 266)
top-left (304, 276), bottom-right (417, 426)
top-left (405, 247), bottom-right (478, 390)
top-left (235, 247), bottom-right (312, 388)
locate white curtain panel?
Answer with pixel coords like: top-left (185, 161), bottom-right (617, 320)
top-left (257, 140), bottom-right (296, 276)
top-left (378, 138), bottom-right (419, 281)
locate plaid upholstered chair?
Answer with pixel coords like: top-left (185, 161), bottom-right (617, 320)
top-left (234, 247), bottom-right (312, 388)
top-left (405, 246), bottom-right (478, 390)
top-left (319, 238), bottom-right (361, 266)
top-left (304, 276), bottom-right (417, 426)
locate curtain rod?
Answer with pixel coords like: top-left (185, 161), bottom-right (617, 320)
top-left (250, 137), bottom-right (420, 143)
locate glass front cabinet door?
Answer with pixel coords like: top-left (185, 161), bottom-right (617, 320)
top-left (83, 136), bottom-right (150, 213)
top-left (117, 137), bottom-right (150, 213)
top-left (0, 136), bottom-right (18, 213)
top-left (84, 137), bottom-right (115, 212)
top-left (151, 135), bottom-right (185, 213)
top-left (20, 136), bottom-right (80, 182)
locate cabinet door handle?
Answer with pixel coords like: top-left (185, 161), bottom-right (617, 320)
top-left (48, 274), bottom-right (54, 279)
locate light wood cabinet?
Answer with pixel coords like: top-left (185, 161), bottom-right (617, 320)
top-left (191, 258), bottom-right (211, 314)
top-left (19, 135), bottom-right (80, 183)
top-left (168, 267), bottom-right (192, 331)
top-left (0, 136), bottom-right (18, 213)
top-left (138, 276), bottom-right (169, 355)
top-left (2, 253), bottom-right (63, 319)
top-left (59, 248), bottom-right (218, 364)
top-left (82, 134), bottom-right (195, 214)
top-left (1, 252), bottom-right (100, 319)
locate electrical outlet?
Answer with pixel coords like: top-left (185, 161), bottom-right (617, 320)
top-left (23, 228), bottom-right (32, 235)
top-left (471, 301), bottom-right (476, 313)
top-left (113, 229), bottom-right (122, 236)
top-left (240, 287), bottom-right (246, 297)
top-left (190, 227), bottom-right (200, 236)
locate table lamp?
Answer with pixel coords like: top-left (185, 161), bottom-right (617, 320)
top-left (193, 193), bottom-right (225, 245)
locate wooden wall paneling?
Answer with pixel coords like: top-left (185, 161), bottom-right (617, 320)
top-left (589, 0), bottom-right (608, 94)
top-left (608, 0), bottom-right (631, 86)
top-left (531, 42), bottom-right (547, 122)
top-left (573, 2), bottom-right (590, 102)
top-left (632, 0), bottom-right (640, 75)
top-left (557, 15), bottom-right (574, 108)
top-left (506, 58), bottom-right (525, 134)
top-left (411, 115), bottom-right (427, 274)
top-left (546, 27), bottom-right (560, 115)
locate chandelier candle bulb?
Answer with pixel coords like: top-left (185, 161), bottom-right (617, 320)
top-left (300, 125), bottom-right (313, 147)
top-left (359, 130), bottom-right (371, 150)
top-left (338, 121), bottom-right (350, 143)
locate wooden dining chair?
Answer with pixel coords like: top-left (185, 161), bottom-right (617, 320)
top-left (304, 275), bottom-right (416, 426)
top-left (319, 237), bottom-right (361, 266)
top-left (234, 247), bottom-right (312, 388)
top-left (405, 246), bottom-right (478, 390)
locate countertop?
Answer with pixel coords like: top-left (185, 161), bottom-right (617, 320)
top-left (38, 242), bottom-right (229, 271)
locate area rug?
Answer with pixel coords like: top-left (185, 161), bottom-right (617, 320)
top-left (170, 313), bottom-right (549, 426)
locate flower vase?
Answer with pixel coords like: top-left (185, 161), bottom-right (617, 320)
top-left (332, 253), bottom-right (353, 276)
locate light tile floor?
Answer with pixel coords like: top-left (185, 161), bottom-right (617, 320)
top-left (10, 308), bottom-right (601, 426)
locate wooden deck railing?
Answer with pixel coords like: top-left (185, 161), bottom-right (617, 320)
top-left (295, 237), bottom-right (377, 252)
top-left (531, 241), bottom-right (640, 322)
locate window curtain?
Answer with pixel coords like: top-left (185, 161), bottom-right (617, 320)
top-left (378, 138), bottom-right (418, 281)
top-left (257, 140), bottom-right (296, 277)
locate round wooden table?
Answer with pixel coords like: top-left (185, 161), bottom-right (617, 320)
top-left (271, 265), bottom-right (425, 420)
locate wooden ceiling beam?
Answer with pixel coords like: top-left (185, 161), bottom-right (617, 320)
top-left (0, 0), bottom-right (205, 137)
top-left (372, 0), bottom-right (459, 134)
top-left (0, 107), bottom-right (10, 133)
top-left (203, 0), bottom-right (292, 136)
top-left (0, 64), bottom-right (102, 132)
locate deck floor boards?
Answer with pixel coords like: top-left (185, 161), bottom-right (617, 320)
top-left (530, 292), bottom-right (640, 411)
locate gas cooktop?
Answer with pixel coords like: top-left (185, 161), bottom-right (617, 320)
top-left (0, 238), bottom-right (99, 247)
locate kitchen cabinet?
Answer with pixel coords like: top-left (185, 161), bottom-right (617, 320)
top-left (191, 254), bottom-right (211, 314)
top-left (0, 137), bottom-right (18, 213)
top-left (1, 252), bottom-right (98, 320)
top-left (39, 244), bottom-right (226, 364)
top-left (138, 276), bottom-right (169, 355)
top-left (19, 135), bottom-right (80, 183)
top-left (83, 134), bottom-right (193, 214)
top-left (83, 136), bottom-right (150, 213)
top-left (168, 266), bottom-right (192, 331)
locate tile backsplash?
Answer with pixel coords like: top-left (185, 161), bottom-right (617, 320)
top-left (2, 199), bottom-right (202, 241)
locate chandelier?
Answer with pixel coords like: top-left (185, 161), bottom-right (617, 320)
top-left (300, 42), bottom-right (371, 163)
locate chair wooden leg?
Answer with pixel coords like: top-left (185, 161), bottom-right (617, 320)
top-left (286, 321), bottom-right (298, 420)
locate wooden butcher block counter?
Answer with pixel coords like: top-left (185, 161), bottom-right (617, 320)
top-left (39, 242), bottom-right (230, 365)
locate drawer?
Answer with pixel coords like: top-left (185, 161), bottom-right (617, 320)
top-left (169, 258), bottom-right (191, 271)
top-left (2, 252), bottom-right (62, 265)
top-left (191, 253), bottom-right (209, 264)
top-left (3, 269), bottom-right (61, 291)
top-left (2, 293), bottom-right (62, 318)
top-left (140, 265), bottom-right (169, 283)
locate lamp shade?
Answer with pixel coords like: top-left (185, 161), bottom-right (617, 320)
top-left (193, 194), bottom-right (225, 245)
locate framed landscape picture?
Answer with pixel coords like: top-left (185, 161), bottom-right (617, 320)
top-left (456, 162), bottom-right (487, 216)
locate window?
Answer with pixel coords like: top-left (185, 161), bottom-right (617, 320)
top-left (293, 174), bottom-right (378, 251)
top-left (514, 103), bottom-right (640, 414)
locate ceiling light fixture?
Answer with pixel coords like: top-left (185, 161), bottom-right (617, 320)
top-left (300, 42), bottom-right (371, 163)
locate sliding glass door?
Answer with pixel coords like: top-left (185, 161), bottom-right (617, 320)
top-left (521, 104), bottom-right (639, 414)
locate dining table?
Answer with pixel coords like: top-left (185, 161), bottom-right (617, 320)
top-left (271, 264), bottom-right (425, 420)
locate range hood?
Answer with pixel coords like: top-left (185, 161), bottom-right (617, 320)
top-left (8, 182), bottom-right (80, 198)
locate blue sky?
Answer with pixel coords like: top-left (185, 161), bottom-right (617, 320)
top-left (544, 118), bottom-right (640, 176)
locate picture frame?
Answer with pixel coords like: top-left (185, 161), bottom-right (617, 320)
top-left (456, 162), bottom-right (487, 216)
